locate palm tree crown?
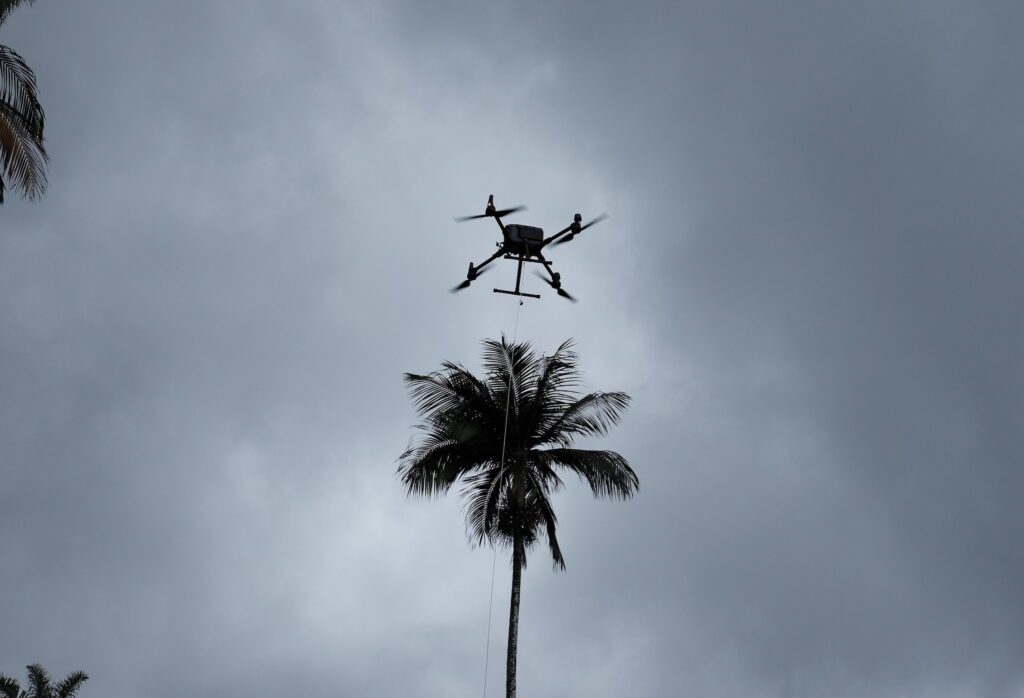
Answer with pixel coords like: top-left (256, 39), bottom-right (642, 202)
top-left (0, 664), bottom-right (89, 698)
top-left (0, 0), bottom-right (47, 204)
top-left (399, 335), bottom-right (637, 567)
top-left (399, 336), bottom-right (637, 698)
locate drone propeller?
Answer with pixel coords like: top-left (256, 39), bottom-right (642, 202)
top-left (450, 264), bottom-right (491, 293)
top-left (551, 213), bottom-right (608, 246)
top-left (533, 271), bottom-right (577, 302)
top-left (454, 206), bottom-right (525, 222)
top-left (454, 194), bottom-right (525, 222)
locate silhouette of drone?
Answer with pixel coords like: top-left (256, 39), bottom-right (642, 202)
top-left (451, 194), bottom-right (606, 301)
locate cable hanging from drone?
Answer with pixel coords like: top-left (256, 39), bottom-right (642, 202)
top-left (451, 194), bottom-right (607, 302)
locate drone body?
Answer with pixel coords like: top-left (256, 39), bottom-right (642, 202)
top-left (452, 194), bottom-right (606, 301)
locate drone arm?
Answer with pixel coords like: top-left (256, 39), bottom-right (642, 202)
top-left (541, 224), bottom-right (573, 248)
top-left (473, 246), bottom-right (505, 272)
top-left (534, 251), bottom-right (559, 281)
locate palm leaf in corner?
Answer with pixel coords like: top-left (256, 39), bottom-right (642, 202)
top-left (0, 0), bottom-right (48, 204)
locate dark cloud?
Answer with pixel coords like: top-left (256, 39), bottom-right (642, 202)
top-left (1, 1), bottom-right (1022, 696)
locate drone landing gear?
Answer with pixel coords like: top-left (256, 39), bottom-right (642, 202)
top-left (494, 288), bottom-right (541, 299)
top-left (492, 251), bottom-right (543, 299)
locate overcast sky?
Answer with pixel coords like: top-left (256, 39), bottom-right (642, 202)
top-left (2, 1), bottom-right (1023, 696)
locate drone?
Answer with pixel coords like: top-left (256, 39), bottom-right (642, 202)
top-left (451, 194), bottom-right (607, 301)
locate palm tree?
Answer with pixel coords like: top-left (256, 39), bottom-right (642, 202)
top-left (0, 664), bottom-right (88, 698)
top-left (0, 0), bottom-right (48, 204)
top-left (399, 336), bottom-right (638, 698)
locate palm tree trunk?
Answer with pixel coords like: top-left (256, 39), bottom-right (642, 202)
top-left (506, 534), bottom-right (524, 698)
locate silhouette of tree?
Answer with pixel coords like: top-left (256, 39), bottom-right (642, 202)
top-left (0, 0), bottom-right (47, 204)
top-left (399, 336), bottom-right (638, 698)
top-left (0, 664), bottom-right (89, 698)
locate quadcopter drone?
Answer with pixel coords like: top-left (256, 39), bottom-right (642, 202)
top-left (451, 194), bottom-right (607, 301)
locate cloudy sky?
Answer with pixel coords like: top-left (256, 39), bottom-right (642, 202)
top-left (2, 1), bottom-right (1023, 696)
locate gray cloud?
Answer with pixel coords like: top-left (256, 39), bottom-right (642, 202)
top-left (1, 1), bottom-right (1022, 696)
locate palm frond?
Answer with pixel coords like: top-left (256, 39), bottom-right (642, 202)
top-left (538, 448), bottom-right (639, 499)
top-left (398, 435), bottom-right (470, 496)
top-left (403, 368), bottom-right (494, 424)
top-left (411, 373), bottom-right (506, 437)
top-left (0, 100), bottom-right (47, 202)
top-left (0, 0), bottom-right (35, 26)
top-left (523, 467), bottom-right (566, 570)
top-left (462, 464), bottom-right (510, 546)
top-left (0, 46), bottom-right (45, 134)
top-left (499, 485), bottom-right (556, 570)
top-left (0, 675), bottom-right (20, 698)
top-left (26, 665), bottom-right (49, 697)
top-left (544, 514), bottom-right (565, 570)
top-left (526, 339), bottom-right (583, 442)
top-left (537, 391), bottom-right (631, 446)
top-left (481, 336), bottom-right (539, 423)
top-left (54, 672), bottom-right (88, 698)
top-left (537, 491), bottom-right (565, 571)
top-left (439, 360), bottom-right (496, 406)
top-left (397, 419), bottom-right (500, 497)
top-left (528, 456), bottom-right (565, 495)
top-left (463, 464), bottom-right (563, 564)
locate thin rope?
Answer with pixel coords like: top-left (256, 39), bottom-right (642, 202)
top-left (482, 534), bottom-right (499, 697)
top-left (482, 296), bottom-right (525, 698)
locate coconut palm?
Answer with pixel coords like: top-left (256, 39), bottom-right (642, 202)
top-left (0, 0), bottom-right (47, 204)
top-left (399, 336), bottom-right (638, 698)
top-left (0, 664), bottom-right (88, 698)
